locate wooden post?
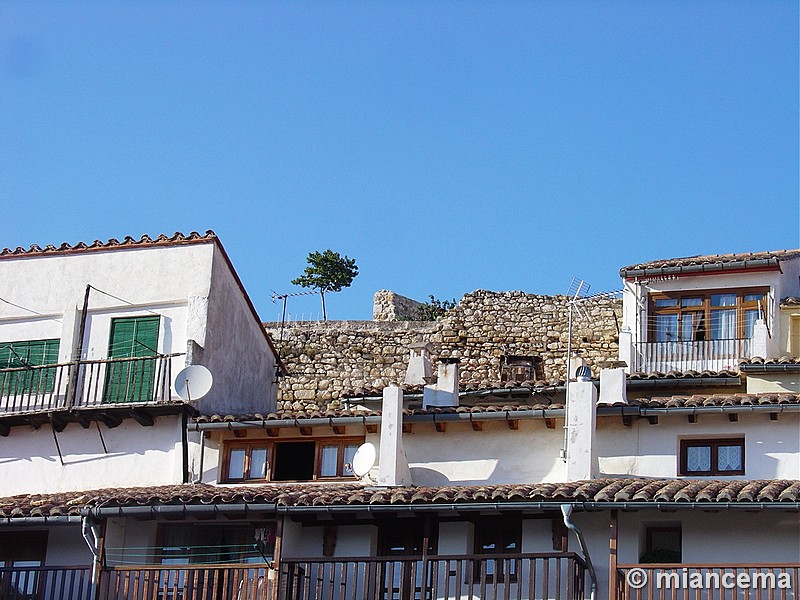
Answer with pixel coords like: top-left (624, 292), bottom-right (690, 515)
top-left (420, 515), bottom-right (432, 600)
top-left (609, 510), bottom-right (619, 600)
top-left (271, 515), bottom-right (284, 600)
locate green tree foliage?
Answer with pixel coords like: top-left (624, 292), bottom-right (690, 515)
top-left (414, 295), bottom-right (457, 320)
top-left (292, 250), bottom-right (359, 320)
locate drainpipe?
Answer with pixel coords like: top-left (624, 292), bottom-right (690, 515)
top-left (81, 515), bottom-right (100, 599)
top-left (560, 504), bottom-right (598, 600)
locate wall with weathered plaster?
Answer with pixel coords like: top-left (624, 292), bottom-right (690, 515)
top-left (267, 290), bottom-right (621, 410)
top-left (0, 416), bottom-right (184, 495)
top-left (198, 247), bottom-right (278, 414)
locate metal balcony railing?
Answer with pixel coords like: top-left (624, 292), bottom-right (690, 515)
top-left (632, 339), bottom-right (750, 373)
top-left (0, 354), bottom-right (183, 415)
top-left (0, 565), bottom-right (92, 600)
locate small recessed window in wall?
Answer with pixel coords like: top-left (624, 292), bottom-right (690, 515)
top-left (641, 526), bottom-right (681, 563)
top-left (500, 355), bottom-right (543, 383)
top-left (680, 438), bottom-right (744, 476)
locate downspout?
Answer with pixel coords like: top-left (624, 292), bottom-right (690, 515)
top-left (81, 515), bottom-right (100, 599)
top-left (560, 504), bottom-right (598, 600)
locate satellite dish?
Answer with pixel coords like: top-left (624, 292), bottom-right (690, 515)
top-left (174, 365), bottom-right (213, 401)
top-left (350, 442), bottom-right (377, 478)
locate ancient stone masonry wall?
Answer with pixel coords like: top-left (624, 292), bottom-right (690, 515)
top-left (266, 290), bottom-right (621, 410)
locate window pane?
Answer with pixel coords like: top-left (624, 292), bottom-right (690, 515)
top-left (320, 445), bottom-right (339, 477)
top-left (655, 298), bottom-right (678, 307)
top-left (681, 297), bottom-right (703, 307)
top-left (711, 294), bottom-right (736, 307)
top-left (655, 314), bottom-right (678, 342)
top-left (228, 448), bottom-right (246, 479)
top-left (744, 294), bottom-right (764, 303)
top-left (342, 444), bottom-right (359, 475)
top-left (744, 309), bottom-right (760, 339)
top-left (686, 446), bottom-right (711, 472)
top-left (717, 445), bottom-right (742, 472)
top-left (710, 309), bottom-right (736, 339)
top-left (250, 447), bottom-right (268, 479)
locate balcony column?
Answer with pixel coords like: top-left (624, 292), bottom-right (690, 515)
top-left (750, 319), bottom-right (770, 359)
top-left (618, 329), bottom-right (633, 373)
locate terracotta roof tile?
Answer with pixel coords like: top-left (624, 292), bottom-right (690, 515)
top-left (0, 231), bottom-right (217, 259)
top-left (620, 249), bottom-right (800, 277)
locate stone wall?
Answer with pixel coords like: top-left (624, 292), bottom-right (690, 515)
top-left (266, 290), bottom-right (621, 410)
top-left (372, 290), bottom-right (424, 321)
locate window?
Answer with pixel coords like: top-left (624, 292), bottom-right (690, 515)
top-left (104, 316), bottom-right (160, 403)
top-left (0, 339), bottom-right (60, 394)
top-left (0, 531), bottom-right (48, 596)
top-left (640, 526), bottom-right (681, 563)
top-left (223, 438), bottom-right (363, 482)
top-left (680, 438), bottom-right (744, 476)
top-left (473, 518), bottom-right (521, 582)
top-left (500, 355), bottom-right (544, 383)
top-left (157, 523), bottom-right (274, 565)
top-left (650, 289), bottom-right (767, 342)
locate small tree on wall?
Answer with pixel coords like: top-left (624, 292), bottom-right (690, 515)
top-left (292, 250), bottom-right (359, 321)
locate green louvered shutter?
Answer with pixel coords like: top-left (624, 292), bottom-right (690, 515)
top-left (103, 316), bottom-right (159, 403)
top-left (0, 339), bottom-right (60, 395)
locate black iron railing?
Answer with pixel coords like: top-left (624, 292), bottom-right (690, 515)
top-left (0, 354), bottom-right (182, 415)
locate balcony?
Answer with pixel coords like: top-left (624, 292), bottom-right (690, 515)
top-left (631, 339), bottom-right (750, 374)
top-left (0, 354), bottom-right (182, 416)
top-left (279, 552), bottom-right (588, 600)
top-left (0, 565), bottom-right (91, 600)
top-left (616, 563), bottom-right (799, 600)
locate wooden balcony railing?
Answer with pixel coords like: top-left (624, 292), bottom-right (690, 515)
top-left (616, 564), bottom-right (799, 600)
top-left (632, 339), bottom-right (750, 373)
top-left (0, 565), bottom-right (92, 600)
top-left (98, 564), bottom-right (272, 600)
top-left (0, 354), bottom-right (182, 415)
top-left (279, 552), bottom-right (588, 600)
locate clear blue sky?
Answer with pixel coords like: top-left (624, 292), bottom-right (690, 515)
top-left (2, 1), bottom-right (797, 322)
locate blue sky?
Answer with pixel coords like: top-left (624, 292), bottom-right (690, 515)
top-left (2, 1), bottom-right (797, 322)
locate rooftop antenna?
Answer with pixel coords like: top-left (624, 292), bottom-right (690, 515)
top-left (561, 281), bottom-right (624, 461)
top-left (271, 289), bottom-right (318, 343)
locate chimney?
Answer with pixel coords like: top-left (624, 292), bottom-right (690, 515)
top-left (422, 358), bottom-right (460, 409)
top-left (598, 361), bottom-right (628, 405)
top-left (566, 351), bottom-right (587, 381)
top-left (565, 379), bottom-right (597, 481)
top-left (404, 342), bottom-right (434, 385)
top-left (377, 385), bottom-right (413, 486)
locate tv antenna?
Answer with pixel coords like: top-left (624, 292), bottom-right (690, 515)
top-left (272, 289), bottom-right (319, 342)
top-left (174, 365), bottom-right (214, 401)
top-left (562, 279), bottom-right (623, 461)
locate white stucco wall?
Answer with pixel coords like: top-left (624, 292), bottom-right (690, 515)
top-left (0, 416), bottom-right (184, 495)
top-left (597, 412), bottom-right (800, 479)
top-left (403, 419), bottom-right (567, 485)
top-left (197, 247), bottom-right (278, 414)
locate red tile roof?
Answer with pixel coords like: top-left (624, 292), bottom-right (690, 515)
top-left (0, 231), bottom-right (218, 259)
top-left (3, 479), bottom-right (799, 519)
top-left (620, 249), bottom-right (800, 278)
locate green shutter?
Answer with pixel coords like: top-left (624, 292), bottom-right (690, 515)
top-left (0, 339), bottom-right (60, 395)
top-left (104, 317), bottom-right (160, 403)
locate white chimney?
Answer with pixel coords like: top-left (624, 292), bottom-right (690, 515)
top-left (598, 364), bottom-right (628, 405)
top-left (404, 342), bottom-right (434, 385)
top-left (565, 379), bottom-right (597, 481)
top-left (422, 358), bottom-right (460, 409)
top-left (377, 385), bottom-right (413, 486)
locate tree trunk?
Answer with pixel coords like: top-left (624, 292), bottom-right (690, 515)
top-left (320, 291), bottom-right (327, 321)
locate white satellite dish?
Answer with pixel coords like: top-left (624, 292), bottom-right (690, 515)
top-left (174, 365), bottom-right (213, 401)
top-left (351, 442), bottom-right (377, 478)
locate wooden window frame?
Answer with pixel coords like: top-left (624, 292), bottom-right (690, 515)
top-left (221, 437), bottom-right (364, 483)
top-left (648, 287), bottom-right (768, 342)
top-left (679, 437), bottom-right (745, 476)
